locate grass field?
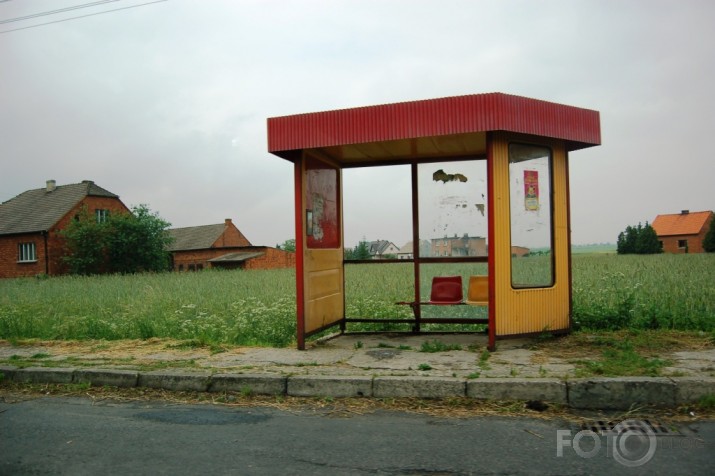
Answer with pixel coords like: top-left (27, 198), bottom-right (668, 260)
top-left (0, 254), bottom-right (713, 347)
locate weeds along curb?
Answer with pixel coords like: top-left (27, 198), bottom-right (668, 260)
top-left (1, 365), bottom-right (714, 410)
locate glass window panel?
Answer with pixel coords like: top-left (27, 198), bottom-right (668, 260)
top-left (18, 242), bottom-right (36, 262)
top-left (508, 144), bottom-right (553, 287)
top-left (418, 160), bottom-right (488, 258)
top-left (343, 165), bottom-right (411, 260)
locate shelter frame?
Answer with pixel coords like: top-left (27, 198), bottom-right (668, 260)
top-left (267, 93), bottom-right (601, 350)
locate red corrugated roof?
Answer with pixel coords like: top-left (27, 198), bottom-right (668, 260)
top-left (652, 211), bottom-right (714, 236)
top-left (267, 93), bottom-right (600, 161)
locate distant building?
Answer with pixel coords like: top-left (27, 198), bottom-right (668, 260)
top-left (367, 240), bottom-right (400, 259)
top-left (397, 240), bottom-right (431, 259)
top-left (511, 246), bottom-right (531, 257)
top-left (0, 180), bottom-right (129, 278)
top-left (431, 234), bottom-right (487, 257)
top-left (167, 219), bottom-right (295, 271)
top-left (652, 210), bottom-right (714, 254)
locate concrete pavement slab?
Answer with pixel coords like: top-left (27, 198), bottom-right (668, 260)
top-left (1, 334), bottom-right (714, 410)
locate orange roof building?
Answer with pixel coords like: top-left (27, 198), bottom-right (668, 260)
top-left (652, 210), bottom-right (714, 253)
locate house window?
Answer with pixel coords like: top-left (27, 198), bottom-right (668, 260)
top-left (96, 209), bottom-right (110, 223)
top-left (678, 239), bottom-right (688, 248)
top-left (18, 242), bottom-right (37, 262)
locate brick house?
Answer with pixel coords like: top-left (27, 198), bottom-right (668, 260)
top-left (652, 210), bottom-right (714, 254)
top-left (431, 234), bottom-right (487, 257)
top-left (0, 180), bottom-right (130, 278)
top-left (167, 219), bottom-right (295, 271)
top-left (511, 246), bottom-right (531, 257)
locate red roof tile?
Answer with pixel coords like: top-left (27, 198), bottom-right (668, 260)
top-left (652, 211), bottom-right (714, 236)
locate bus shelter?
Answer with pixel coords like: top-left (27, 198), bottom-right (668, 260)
top-left (267, 93), bottom-right (601, 350)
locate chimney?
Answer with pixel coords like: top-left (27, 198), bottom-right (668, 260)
top-left (46, 180), bottom-right (56, 192)
top-left (681, 210), bottom-right (690, 215)
top-left (225, 218), bottom-right (232, 226)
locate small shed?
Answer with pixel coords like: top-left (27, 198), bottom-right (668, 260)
top-left (267, 93), bottom-right (601, 349)
top-left (168, 218), bottom-right (295, 271)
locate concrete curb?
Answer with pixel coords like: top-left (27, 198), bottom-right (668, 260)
top-left (209, 373), bottom-right (286, 395)
top-left (373, 376), bottom-right (465, 399)
top-left (467, 378), bottom-right (567, 404)
top-left (288, 375), bottom-right (373, 398)
top-left (1, 366), bottom-right (714, 410)
top-left (138, 370), bottom-right (212, 392)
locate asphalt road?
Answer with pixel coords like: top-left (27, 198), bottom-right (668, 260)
top-left (1, 396), bottom-right (713, 475)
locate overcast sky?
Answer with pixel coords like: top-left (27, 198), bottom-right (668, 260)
top-left (2, 0), bottom-right (713, 248)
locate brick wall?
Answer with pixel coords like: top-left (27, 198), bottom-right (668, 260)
top-left (0, 232), bottom-right (47, 278)
top-left (243, 247), bottom-right (296, 270)
top-left (212, 219), bottom-right (252, 247)
top-left (172, 249), bottom-right (225, 271)
top-left (172, 246), bottom-right (295, 271)
top-left (660, 233), bottom-right (707, 254)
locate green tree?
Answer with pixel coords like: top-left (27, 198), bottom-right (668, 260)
top-left (343, 247), bottom-right (355, 260)
top-left (106, 205), bottom-right (173, 273)
top-left (62, 204), bottom-right (173, 275)
top-left (617, 222), bottom-right (661, 255)
top-left (635, 222), bottom-right (662, 254)
top-left (353, 241), bottom-right (371, 260)
top-left (61, 207), bottom-right (110, 275)
top-left (704, 217), bottom-right (715, 252)
top-left (617, 225), bottom-right (636, 254)
top-left (277, 238), bottom-right (296, 252)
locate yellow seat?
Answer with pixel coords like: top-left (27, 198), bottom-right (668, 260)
top-left (465, 275), bottom-right (489, 306)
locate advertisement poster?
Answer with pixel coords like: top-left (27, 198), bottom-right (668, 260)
top-left (305, 157), bottom-right (340, 249)
top-left (524, 170), bottom-right (539, 211)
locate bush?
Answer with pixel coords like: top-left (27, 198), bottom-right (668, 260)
top-left (617, 222), bottom-right (662, 254)
top-left (62, 204), bottom-right (173, 274)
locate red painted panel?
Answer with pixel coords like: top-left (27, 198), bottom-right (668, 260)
top-left (305, 156), bottom-right (340, 249)
top-left (268, 93), bottom-right (601, 158)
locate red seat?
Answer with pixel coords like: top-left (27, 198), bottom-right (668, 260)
top-left (429, 276), bottom-right (463, 304)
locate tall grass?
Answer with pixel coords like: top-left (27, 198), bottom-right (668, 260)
top-left (572, 254), bottom-right (715, 331)
top-left (0, 269), bottom-right (296, 347)
top-left (0, 254), bottom-right (713, 346)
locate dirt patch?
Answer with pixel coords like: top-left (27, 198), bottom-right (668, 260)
top-left (528, 330), bottom-right (714, 359)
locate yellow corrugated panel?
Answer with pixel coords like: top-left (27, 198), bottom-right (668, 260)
top-left (492, 133), bottom-right (570, 336)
